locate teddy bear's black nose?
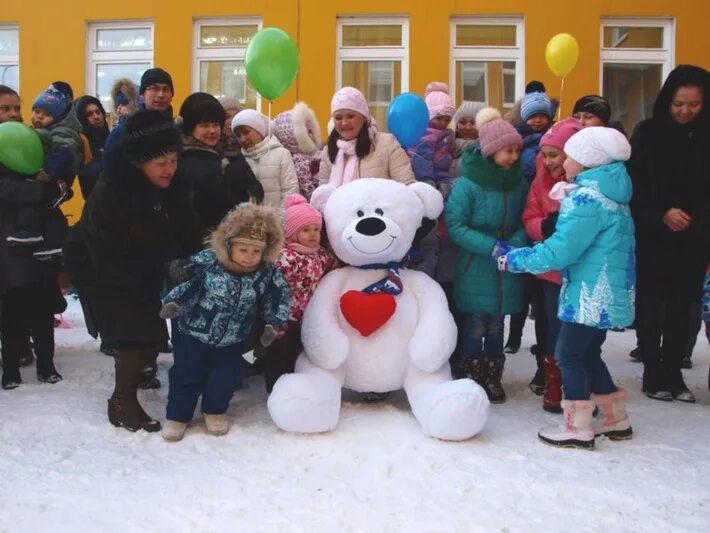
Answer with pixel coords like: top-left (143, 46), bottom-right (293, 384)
top-left (355, 217), bottom-right (386, 236)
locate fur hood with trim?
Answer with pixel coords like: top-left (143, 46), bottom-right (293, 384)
top-left (209, 203), bottom-right (284, 273)
top-left (272, 102), bottom-right (322, 155)
top-left (110, 77), bottom-right (138, 116)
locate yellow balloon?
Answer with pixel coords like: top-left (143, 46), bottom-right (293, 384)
top-left (545, 33), bottom-right (580, 78)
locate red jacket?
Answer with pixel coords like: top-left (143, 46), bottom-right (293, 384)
top-left (521, 154), bottom-right (563, 285)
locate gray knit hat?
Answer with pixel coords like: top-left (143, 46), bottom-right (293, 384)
top-left (452, 101), bottom-right (486, 130)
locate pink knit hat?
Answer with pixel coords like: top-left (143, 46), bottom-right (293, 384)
top-left (424, 83), bottom-right (455, 120)
top-left (331, 87), bottom-right (369, 119)
top-left (284, 194), bottom-right (322, 242)
top-left (540, 117), bottom-right (582, 151)
top-left (476, 107), bottom-right (523, 157)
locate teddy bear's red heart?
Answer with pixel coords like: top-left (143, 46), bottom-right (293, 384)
top-left (339, 290), bottom-right (397, 337)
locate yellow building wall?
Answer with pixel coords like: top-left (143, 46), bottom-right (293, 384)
top-left (1, 0), bottom-right (709, 221)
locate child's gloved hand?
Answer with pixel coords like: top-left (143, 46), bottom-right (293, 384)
top-left (491, 240), bottom-right (513, 260)
top-left (159, 302), bottom-right (181, 320)
top-left (541, 211), bottom-right (559, 239)
top-left (497, 255), bottom-right (509, 272)
top-left (260, 324), bottom-right (287, 347)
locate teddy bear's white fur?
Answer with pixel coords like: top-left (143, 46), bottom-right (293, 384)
top-left (267, 178), bottom-right (489, 440)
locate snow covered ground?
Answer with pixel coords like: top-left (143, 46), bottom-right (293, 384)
top-left (1, 297), bottom-right (709, 533)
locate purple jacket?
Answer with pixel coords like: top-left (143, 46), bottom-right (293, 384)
top-left (407, 127), bottom-right (454, 189)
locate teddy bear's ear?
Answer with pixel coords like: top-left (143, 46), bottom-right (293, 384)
top-left (310, 184), bottom-right (337, 213)
top-left (408, 182), bottom-right (444, 219)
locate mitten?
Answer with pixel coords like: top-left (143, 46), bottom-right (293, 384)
top-left (491, 240), bottom-right (513, 260)
top-left (541, 211), bottom-right (559, 239)
top-left (159, 301), bottom-right (181, 320)
top-left (497, 255), bottom-right (509, 272)
top-left (260, 324), bottom-right (286, 347)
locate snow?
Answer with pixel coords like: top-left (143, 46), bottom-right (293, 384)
top-left (1, 298), bottom-right (709, 532)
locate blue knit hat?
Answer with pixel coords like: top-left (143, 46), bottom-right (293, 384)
top-left (520, 91), bottom-right (552, 122)
top-left (32, 86), bottom-right (68, 122)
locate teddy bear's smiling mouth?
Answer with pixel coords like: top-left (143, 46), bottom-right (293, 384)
top-left (347, 235), bottom-right (397, 255)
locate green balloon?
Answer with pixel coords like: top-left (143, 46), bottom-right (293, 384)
top-left (245, 27), bottom-right (300, 101)
top-left (0, 121), bottom-right (44, 175)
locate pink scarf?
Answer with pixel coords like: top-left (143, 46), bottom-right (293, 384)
top-left (549, 181), bottom-right (578, 201)
top-left (287, 242), bottom-right (320, 254)
top-left (329, 139), bottom-right (357, 187)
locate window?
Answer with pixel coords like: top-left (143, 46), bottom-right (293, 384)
top-left (337, 17), bottom-right (409, 131)
top-left (87, 22), bottom-right (154, 110)
top-left (193, 18), bottom-right (261, 110)
top-left (601, 18), bottom-right (674, 133)
top-left (450, 18), bottom-right (524, 112)
top-left (0, 25), bottom-right (19, 91)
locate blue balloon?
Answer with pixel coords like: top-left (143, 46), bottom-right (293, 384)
top-left (386, 93), bottom-right (429, 148)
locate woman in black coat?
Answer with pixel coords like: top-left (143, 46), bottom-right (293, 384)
top-left (177, 92), bottom-right (263, 239)
top-left (63, 111), bottom-right (201, 431)
top-left (628, 65), bottom-right (710, 403)
top-left (74, 95), bottom-right (110, 201)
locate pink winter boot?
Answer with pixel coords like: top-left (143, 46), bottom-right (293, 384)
top-left (538, 399), bottom-right (595, 450)
top-left (592, 388), bottom-right (633, 440)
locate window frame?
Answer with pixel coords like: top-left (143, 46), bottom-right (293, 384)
top-left (599, 17), bottom-right (675, 94)
top-left (192, 17), bottom-right (262, 110)
top-left (0, 24), bottom-right (20, 91)
top-left (449, 16), bottom-right (525, 107)
top-left (335, 16), bottom-right (410, 94)
top-left (86, 20), bottom-right (154, 101)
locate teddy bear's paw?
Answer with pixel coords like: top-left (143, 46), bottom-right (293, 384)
top-left (415, 379), bottom-right (490, 441)
top-left (267, 373), bottom-right (341, 433)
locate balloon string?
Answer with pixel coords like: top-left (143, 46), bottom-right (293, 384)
top-left (557, 77), bottom-right (565, 122)
top-left (268, 99), bottom-right (272, 135)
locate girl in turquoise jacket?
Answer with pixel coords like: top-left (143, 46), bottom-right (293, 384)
top-left (446, 108), bottom-right (528, 403)
top-left (500, 127), bottom-right (635, 450)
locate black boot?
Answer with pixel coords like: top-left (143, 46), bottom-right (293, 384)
top-left (138, 351), bottom-right (161, 390)
top-left (529, 353), bottom-right (544, 395)
top-left (108, 349), bottom-right (161, 432)
top-left (483, 357), bottom-right (506, 404)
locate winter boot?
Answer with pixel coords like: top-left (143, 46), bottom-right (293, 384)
top-left (538, 399), bottom-right (595, 450)
top-left (138, 351), bottom-right (161, 390)
top-left (204, 413), bottom-right (230, 436)
top-left (459, 357), bottom-right (487, 387)
top-left (542, 355), bottom-right (563, 414)
top-left (162, 420), bottom-right (188, 442)
top-left (592, 388), bottom-right (633, 440)
top-left (108, 349), bottom-right (161, 432)
top-left (529, 353), bottom-right (545, 395)
top-left (483, 357), bottom-right (506, 404)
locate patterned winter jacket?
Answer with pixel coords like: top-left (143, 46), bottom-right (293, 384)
top-left (702, 264), bottom-right (710, 343)
top-left (164, 249), bottom-right (291, 348)
top-left (407, 127), bottom-right (455, 191)
top-left (507, 162), bottom-right (636, 329)
top-left (275, 245), bottom-right (337, 322)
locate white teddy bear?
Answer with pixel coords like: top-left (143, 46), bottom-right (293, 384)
top-left (267, 178), bottom-right (490, 440)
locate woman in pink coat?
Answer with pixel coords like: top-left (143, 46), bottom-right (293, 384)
top-left (521, 118), bottom-right (581, 413)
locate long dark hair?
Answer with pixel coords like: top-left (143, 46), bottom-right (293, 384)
top-left (327, 122), bottom-right (372, 163)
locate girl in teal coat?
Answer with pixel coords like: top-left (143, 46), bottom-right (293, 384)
top-left (500, 126), bottom-right (635, 450)
top-left (446, 108), bottom-right (528, 403)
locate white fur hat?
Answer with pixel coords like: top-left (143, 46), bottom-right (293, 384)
top-left (231, 109), bottom-right (269, 138)
top-left (564, 126), bottom-right (631, 168)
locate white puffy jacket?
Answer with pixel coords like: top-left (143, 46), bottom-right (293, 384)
top-left (242, 135), bottom-right (299, 208)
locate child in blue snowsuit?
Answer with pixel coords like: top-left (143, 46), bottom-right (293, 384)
top-left (159, 203), bottom-right (290, 441)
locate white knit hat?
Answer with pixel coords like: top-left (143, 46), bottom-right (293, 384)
top-left (452, 101), bottom-right (486, 130)
top-left (563, 126), bottom-right (631, 168)
top-left (231, 109), bottom-right (269, 138)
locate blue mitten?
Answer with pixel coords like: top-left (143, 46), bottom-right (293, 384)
top-left (491, 240), bottom-right (514, 260)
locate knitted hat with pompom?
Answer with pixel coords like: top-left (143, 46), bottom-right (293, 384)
top-left (476, 107), bottom-right (523, 157)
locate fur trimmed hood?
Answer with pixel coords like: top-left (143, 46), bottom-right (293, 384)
top-left (209, 203), bottom-right (284, 273)
top-left (110, 77), bottom-right (138, 115)
top-left (272, 102), bottom-right (322, 155)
